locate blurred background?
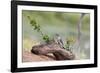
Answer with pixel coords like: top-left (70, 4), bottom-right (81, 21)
top-left (22, 10), bottom-right (90, 60)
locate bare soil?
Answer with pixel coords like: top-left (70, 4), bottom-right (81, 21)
top-left (22, 51), bottom-right (56, 62)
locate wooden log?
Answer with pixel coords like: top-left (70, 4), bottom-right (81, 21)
top-left (31, 42), bottom-right (75, 60)
top-left (22, 51), bottom-right (56, 62)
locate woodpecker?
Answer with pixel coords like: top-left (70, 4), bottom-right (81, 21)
top-left (54, 34), bottom-right (64, 49)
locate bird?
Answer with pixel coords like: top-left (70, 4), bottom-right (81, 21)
top-left (54, 34), bottom-right (64, 49)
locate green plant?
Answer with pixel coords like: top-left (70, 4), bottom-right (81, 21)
top-left (27, 16), bottom-right (50, 43)
top-left (43, 35), bottom-right (50, 43)
top-left (64, 37), bottom-right (75, 51)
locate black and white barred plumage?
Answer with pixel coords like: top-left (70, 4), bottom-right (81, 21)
top-left (54, 34), bottom-right (64, 49)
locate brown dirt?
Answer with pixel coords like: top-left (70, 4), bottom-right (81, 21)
top-left (22, 51), bottom-right (56, 62)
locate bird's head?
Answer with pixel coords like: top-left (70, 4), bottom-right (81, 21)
top-left (55, 33), bottom-right (59, 37)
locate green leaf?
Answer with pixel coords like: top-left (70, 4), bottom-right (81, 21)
top-left (34, 26), bottom-right (37, 30)
top-left (43, 35), bottom-right (50, 43)
top-left (30, 20), bottom-right (36, 26)
top-left (37, 25), bottom-right (40, 31)
top-left (27, 16), bottom-right (31, 20)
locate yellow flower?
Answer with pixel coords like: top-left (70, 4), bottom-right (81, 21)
top-left (66, 36), bottom-right (76, 44)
